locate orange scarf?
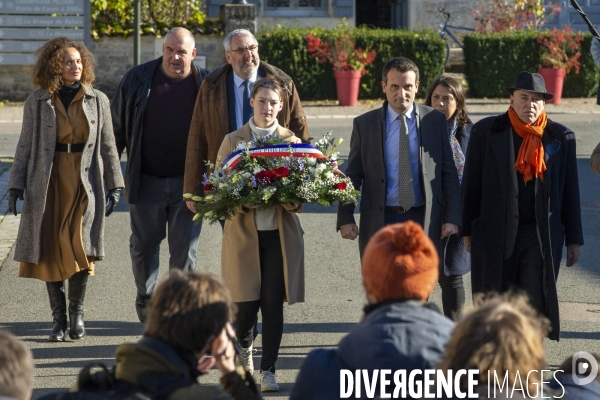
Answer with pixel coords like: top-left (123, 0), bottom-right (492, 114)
top-left (508, 106), bottom-right (547, 183)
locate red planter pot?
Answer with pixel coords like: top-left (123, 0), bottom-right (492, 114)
top-left (334, 69), bottom-right (362, 106)
top-left (538, 67), bottom-right (566, 105)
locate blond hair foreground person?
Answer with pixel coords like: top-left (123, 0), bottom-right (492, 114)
top-left (438, 293), bottom-right (557, 399)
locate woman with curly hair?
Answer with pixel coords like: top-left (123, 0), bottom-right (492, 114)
top-left (424, 75), bottom-right (472, 320)
top-left (7, 37), bottom-right (124, 342)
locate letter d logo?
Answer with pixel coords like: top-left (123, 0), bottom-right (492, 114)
top-left (572, 351), bottom-right (598, 386)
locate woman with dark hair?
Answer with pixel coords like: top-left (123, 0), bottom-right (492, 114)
top-left (7, 37), bottom-right (124, 342)
top-left (424, 75), bottom-right (472, 320)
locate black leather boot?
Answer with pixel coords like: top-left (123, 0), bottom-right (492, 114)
top-left (46, 281), bottom-right (67, 342)
top-left (68, 271), bottom-right (88, 340)
top-left (135, 293), bottom-right (151, 324)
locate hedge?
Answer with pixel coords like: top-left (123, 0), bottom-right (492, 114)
top-left (256, 26), bottom-right (446, 101)
top-left (464, 31), bottom-right (599, 98)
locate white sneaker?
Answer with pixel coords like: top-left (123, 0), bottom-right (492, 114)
top-left (261, 370), bottom-right (279, 392)
top-left (237, 344), bottom-right (254, 373)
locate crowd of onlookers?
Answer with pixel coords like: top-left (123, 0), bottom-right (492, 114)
top-left (1, 222), bottom-right (599, 400)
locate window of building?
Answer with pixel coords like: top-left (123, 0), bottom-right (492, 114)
top-left (264, 0), bottom-right (328, 16)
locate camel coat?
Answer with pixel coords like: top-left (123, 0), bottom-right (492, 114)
top-left (217, 124), bottom-right (305, 304)
top-left (8, 85), bottom-right (124, 268)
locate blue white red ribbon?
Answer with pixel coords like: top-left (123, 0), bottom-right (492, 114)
top-left (221, 143), bottom-right (331, 171)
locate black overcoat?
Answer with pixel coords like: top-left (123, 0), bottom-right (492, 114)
top-left (461, 112), bottom-right (584, 340)
top-left (442, 121), bottom-right (472, 277)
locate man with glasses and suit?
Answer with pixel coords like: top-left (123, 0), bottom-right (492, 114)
top-left (184, 29), bottom-right (309, 208)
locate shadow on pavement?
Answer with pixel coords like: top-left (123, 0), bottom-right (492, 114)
top-left (0, 320), bottom-right (143, 339)
top-left (560, 331), bottom-right (600, 340)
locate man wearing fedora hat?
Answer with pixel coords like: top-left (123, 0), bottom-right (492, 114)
top-left (461, 71), bottom-right (583, 341)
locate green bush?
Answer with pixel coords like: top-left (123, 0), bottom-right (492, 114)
top-left (464, 31), bottom-right (598, 98)
top-left (90, 0), bottom-right (217, 38)
top-left (256, 26), bottom-right (445, 101)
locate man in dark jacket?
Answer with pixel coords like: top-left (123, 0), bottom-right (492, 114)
top-left (111, 27), bottom-right (210, 323)
top-left (183, 29), bottom-right (309, 204)
top-left (290, 221), bottom-right (454, 400)
top-left (461, 71), bottom-right (583, 341)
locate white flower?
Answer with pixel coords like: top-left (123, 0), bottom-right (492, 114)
top-left (253, 167), bottom-right (264, 174)
top-left (315, 163), bottom-right (326, 173)
top-left (325, 171), bottom-right (335, 180)
top-left (235, 141), bottom-right (247, 151)
top-left (306, 158), bottom-right (317, 166)
top-left (330, 153), bottom-right (339, 161)
top-left (242, 172), bottom-right (252, 179)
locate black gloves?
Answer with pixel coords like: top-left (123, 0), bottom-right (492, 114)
top-left (8, 189), bottom-right (24, 216)
top-left (105, 188), bottom-right (121, 217)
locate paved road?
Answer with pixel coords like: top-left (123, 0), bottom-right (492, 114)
top-left (0, 104), bottom-right (600, 399)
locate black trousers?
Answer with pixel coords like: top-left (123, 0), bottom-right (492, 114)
top-left (502, 224), bottom-right (545, 314)
top-left (235, 230), bottom-right (285, 373)
top-left (383, 206), bottom-right (426, 227)
top-left (438, 274), bottom-right (465, 320)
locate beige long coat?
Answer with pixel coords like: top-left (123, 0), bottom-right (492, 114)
top-left (217, 124), bottom-right (305, 305)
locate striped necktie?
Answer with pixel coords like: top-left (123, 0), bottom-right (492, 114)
top-left (398, 114), bottom-right (415, 209)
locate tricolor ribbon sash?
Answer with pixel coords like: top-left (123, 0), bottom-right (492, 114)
top-left (222, 143), bottom-right (331, 171)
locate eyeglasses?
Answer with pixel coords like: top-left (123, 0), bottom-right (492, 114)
top-left (229, 45), bottom-right (258, 55)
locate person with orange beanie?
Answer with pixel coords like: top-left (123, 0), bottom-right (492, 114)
top-left (461, 71), bottom-right (583, 341)
top-left (290, 221), bottom-right (454, 400)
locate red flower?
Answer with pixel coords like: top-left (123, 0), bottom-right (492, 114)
top-left (334, 182), bottom-right (347, 190)
top-left (204, 183), bottom-right (214, 191)
top-left (272, 167), bottom-right (290, 179)
top-left (256, 170), bottom-right (273, 183)
top-left (306, 29), bottom-right (377, 75)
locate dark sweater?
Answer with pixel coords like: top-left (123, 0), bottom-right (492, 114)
top-left (513, 132), bottom-right (537, 225)
top-left (141, 68), bottom-right (197, 177)
top-left (58, 82), bottom-right (81, 110)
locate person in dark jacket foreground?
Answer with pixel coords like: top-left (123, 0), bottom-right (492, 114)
top-left (548, 353), bottom-right (600, 400)
top-left (290, 221), bottom-right (454, 400)
top-left (108, 270), bottom-right (261, 400)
